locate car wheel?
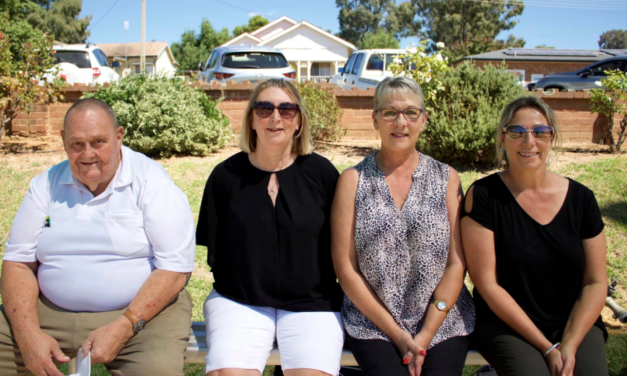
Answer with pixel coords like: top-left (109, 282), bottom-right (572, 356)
top-left (543, 86), bottom-right (564, 91)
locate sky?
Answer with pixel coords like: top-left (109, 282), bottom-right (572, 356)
top-left (80, 0), bottom-right (627, 52)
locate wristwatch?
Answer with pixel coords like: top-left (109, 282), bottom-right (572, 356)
top-left (123, 309), bottom-right (146, 335)
top-left (430, 298), bottom-right (451, 314)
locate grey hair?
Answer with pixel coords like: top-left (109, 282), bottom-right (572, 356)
top-left (374, 77), bottom-right (425, 112)
top-left (496, 96), bottom-right (561, 168)
top-left (64, 98), bottom-right (119, 130)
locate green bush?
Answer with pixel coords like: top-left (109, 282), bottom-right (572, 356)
top-left (83, 75), bottom-right (232, 158)
top-left (295, 82), bottom-right (345, 142)
top-left (418, 61), bottom-right (525, 166)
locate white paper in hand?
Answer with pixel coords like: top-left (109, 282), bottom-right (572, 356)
top-left (69, 351), bottom-right (91, 376)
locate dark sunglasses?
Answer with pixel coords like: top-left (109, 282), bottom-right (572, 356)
top-left (253, 101), bottom-right (300, 119)
top-left (502, 124), bottom-right (555, 141)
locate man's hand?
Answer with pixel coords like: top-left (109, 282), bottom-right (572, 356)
top-left (16, 330), bottom-right (69, 376)
top-left (81, 316), bottom-right (134, 364)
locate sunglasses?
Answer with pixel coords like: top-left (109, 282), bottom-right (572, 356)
top-left (378, 107), bottom-right (424, 122)
top-left (502, 124), bottom-right (555, 141)
top-left (253, 101), bottom-right (300, 119)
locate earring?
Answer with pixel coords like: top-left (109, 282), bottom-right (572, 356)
top-left (501, 160), bottom-right (507, 166)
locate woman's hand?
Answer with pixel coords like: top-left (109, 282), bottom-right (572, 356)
top-left (406, 333), bottom-right (430, 376)
top-left (544, 348), bottom-right (563, 376)
top-left (559, 343), bottom-right (577, 376)
top-left (391, 330), bottom-right (422, 365)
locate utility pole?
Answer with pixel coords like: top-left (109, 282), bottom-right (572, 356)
top-left (141, 0), bottom-right (146, 74)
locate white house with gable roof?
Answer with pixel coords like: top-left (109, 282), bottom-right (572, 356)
top-left (220, 16), bottom-right (356, 83)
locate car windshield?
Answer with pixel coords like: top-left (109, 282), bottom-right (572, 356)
top-left (366, 53), bottom-right (400, 71)
top-left (222, 52), bottom-right (289, 69)
top-left (54, 51), bottom-right (91, 69)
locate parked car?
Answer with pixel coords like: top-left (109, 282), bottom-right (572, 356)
top-left (46, 44), bottom-right (120, 85)
top-left (535, 55), bottom-right (627, 91)
top-left (198, 46), bottom-right (296, 85)
top-left (329, 49), bottom-right (406, 90)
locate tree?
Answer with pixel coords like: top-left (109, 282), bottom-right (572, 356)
top-left (27, 0), bottom-right (91, 43)
top-left (357, 29), bottom-right (399, 49)
top-left (411, 0), bottom-right (525, 61)
top-left (598, 29), bottom-right (627, 49)
top-left (0, 12), bottom-right (64, 139)
top-left (590, 70), bottom-right (627, 153)
top-left (171, 19), bottom-right (231, 72)
top-left (232, 15), bottom-right (269, 37)
top-left (535, 44), bottom-right (555, 49)
top-left (336, 0), bottom-right (391, 45)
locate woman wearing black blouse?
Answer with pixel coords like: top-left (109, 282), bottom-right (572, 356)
top-left (196, 79), bottom-right (343, 376)
top-left (462, 96), bottom-right (608, 376)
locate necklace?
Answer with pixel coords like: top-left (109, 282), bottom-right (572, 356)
top-left (268, 187), bottom-right (276, 196)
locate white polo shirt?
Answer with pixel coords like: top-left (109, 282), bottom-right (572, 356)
top-left (4, 146), bottom-right (196, 312)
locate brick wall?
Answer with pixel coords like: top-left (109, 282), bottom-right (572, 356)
top-left (7, 82), bottom-right (622, 146)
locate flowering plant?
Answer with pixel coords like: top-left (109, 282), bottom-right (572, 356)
top-left (590, 69), bottom-right (627, 153)
top-left (387, 39), bottom-right (449, 109)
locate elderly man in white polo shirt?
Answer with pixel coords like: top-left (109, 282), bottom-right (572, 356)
top-left (0, 98), bottom-right (196, 376)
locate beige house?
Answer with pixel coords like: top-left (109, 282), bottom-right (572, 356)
top-left (98, 42), bottom-right (178, 77)
top-left (220, 16), bottom-right (356, 83)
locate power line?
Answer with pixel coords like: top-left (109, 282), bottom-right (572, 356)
top-left (212, 0), bottom-right (279, 21)
top-left (88, 0), bottom-right (122, 32)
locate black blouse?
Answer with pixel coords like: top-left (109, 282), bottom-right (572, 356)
top-left (463, 173), bottom-right (605, 333)
top-left (196, 152), bottom-right (342, 312)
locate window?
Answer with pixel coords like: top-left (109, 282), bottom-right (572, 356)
top-left (590, 60), bottom-right (624, 76)
top-left (366, 53), bottom-right (398, 71)
top-left (134, 64), bottom-right (154, 75)
top-left (54, 51), bottom-right (91, 69)
top-left (343, 54), bottom-right (356, 74)
top-left (311, 62), bottom-right (331, 76)
top-left (208, 52), bottom-right (219, 69)
top-left (351, 54), bottom-right (365, 75)
top-left (93, 49), bottom-right (110, 67)
top-left (222, 52), bottom-right (289, 69)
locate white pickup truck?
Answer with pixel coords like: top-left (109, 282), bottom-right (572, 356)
top-left (329, 49), bottom-right (406, 90)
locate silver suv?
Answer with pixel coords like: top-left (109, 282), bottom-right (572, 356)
top-left (534, 55), bottom-right (627, 91)
top-left (198, 46), bottom-right (296, 85)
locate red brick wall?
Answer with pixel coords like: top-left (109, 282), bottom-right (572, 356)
top-left (7, 83), bottom-right (622, 146)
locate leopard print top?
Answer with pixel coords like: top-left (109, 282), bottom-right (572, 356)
top-left (342, 153), bottom-right (475, 348)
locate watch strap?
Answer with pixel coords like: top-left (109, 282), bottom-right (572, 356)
top-left (123, 310), bottom-right (140, 326)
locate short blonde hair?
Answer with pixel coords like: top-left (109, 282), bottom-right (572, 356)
top-left (496, 96), bottom-right (561, 168)
top-left (239, 79), bottom-right (313, 155)
top-left (374, 77), bottom-right (425, 113)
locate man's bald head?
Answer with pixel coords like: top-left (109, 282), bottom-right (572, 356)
top-left (63, 98), bottom-right (119, 131)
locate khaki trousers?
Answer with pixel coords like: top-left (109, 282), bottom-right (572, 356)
top-left (0, 289), bottom-right (192, 376)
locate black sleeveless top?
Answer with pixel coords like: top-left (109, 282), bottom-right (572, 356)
top-left (462, 173), bottom-right (605, 333)
top-left (196, 152), bottom-right (342, 312)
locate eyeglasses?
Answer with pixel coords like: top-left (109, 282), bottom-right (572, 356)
top-left (502, 124), bottom-right (555, 141)
top-left (378, 107), bottom-right (424, 122)
top-left (253, 102), bottom-right (300, 119)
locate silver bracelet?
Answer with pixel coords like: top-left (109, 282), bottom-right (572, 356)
top-left (543, 342), bottom-right (561, 357)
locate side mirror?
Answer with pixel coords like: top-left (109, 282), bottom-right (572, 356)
top-left (112, 61), bottom-right (121, 68)
top-left (580, 68), bottom-right (592, 78)
top-left (198, 61), bottom-right (205, 71)
top-left (338, 67), bottom-right (344, 74)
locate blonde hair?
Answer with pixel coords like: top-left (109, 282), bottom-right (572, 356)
top-left (374, 77), bottom-right (425, 113)
top-left (239, 79), bottom-right (313, 155)
top-left (496, 96), bottom-right (561, 168)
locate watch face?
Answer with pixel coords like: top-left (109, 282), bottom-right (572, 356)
top-left (437, 301), bottom-right (448, 311)
top-left (135, 320), bottom-right (146, 333)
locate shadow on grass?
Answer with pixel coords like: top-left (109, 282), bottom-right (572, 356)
top-left (608, 329), bottom-right (627, 376)
top-left (602, 201), bottom-right (627, 229)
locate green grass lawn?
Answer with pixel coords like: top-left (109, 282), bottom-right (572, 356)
top-left (1, 151), bottom-right (626, 375)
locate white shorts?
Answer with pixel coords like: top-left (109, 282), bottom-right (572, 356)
top-left (203, 290), bottom-right (344, 375)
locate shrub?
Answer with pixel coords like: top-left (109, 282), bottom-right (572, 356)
top-left (295, 81), bottom-right (345, 142)
top-left (417, 61), bottom-right (525, 166)
top-left (590, 70), bottom-right (627, 153)
top-left (83, 75), bottom-right (232, 158)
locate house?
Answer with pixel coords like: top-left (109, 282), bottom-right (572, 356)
top-left (98, 42), bottom-right (178, 78)
top-left (460, 48), bottom-right (627, 85)
top-left (220, 16), bottom-right (356, 83)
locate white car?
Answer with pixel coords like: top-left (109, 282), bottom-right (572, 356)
top-left (330, 49), bottom-right (407, 90)
top-left (49, 44), bottom-right (120, 85)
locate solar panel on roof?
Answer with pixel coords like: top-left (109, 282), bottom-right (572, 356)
top-left (503, 48), bottom-right (599, 57)
top-left (601, 49), bottom-right (627, 56)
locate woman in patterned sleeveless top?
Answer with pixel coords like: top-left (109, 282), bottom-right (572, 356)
top-left (331, 77), bottom-right (475, 376)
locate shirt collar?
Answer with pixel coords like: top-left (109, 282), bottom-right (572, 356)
top-left (57, 145), bottom-right (134, 193)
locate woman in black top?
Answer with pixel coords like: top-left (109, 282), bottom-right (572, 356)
top-left (461, 96), bottom-right (608, 376)
top-left (196, 79), bottom-right (343, 376)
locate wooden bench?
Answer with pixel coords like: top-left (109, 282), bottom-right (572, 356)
top-left (184, 322), bottom-right (489, 367)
